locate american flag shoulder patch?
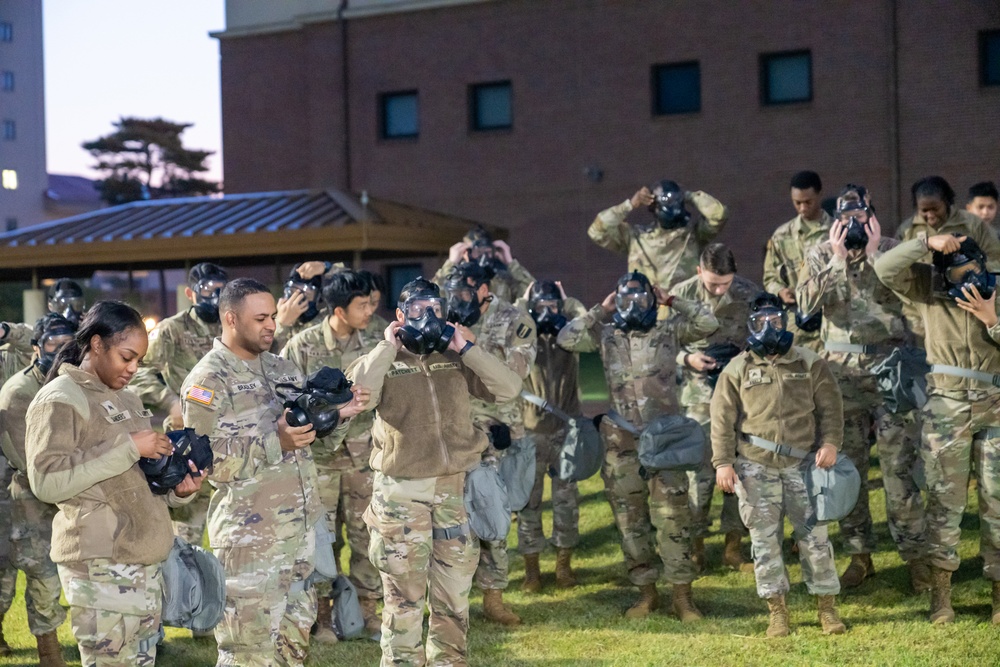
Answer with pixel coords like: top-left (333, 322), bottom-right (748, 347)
top-left (186, 384), bottom-right (215, 406)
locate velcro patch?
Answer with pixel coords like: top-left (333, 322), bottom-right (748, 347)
top-left (136, 409), bottom-right (154, 419)
top-left (274, 375), bottom-right (300, 384)
top-left (186, 384), bottom-right (215, 406)
top-left (232, 380), bottom-right (261, 393)
top-left (429, 362), bottom-right (460, 372)
top-left (104, 411), bottom-right (130, 424)
top-left (516, 323), bottom-right (533, 339)
top-left (785, 373), bottom-right (810, 380)
top-left (387, 367), bottom-right (420, 378)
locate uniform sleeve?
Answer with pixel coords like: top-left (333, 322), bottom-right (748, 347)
top-left (462, 344), bottom-right (523, 404)
top-left (874, 238), bottom-right (930, 303)
top-left (563, 297), bottom-right (588, 319)
top-left (971, 218), bottom-right (1000, 272)
top-left (280, 333), bottom-right (308, 374)
top-left (763, 236), bottom-right (787, 295)
top-left (502, 312), bottom-right (537, 380)
top-left (689, 190), bottom-right (728, 243)
top-left (556, 305), bottom-right (604, 353)
top-left (1, 323), bottom-right (34, 356)
top-left (710, 366), bottom-right (742, 469)
top-left (811, 358), bottom-right (844, 450)
top-left (432, 259), bottom-right (457, 287)
top-left (670, 297), bottom-right (720, 345)
top-left (345, 341), bottom-right (398, 411)
top-left (271, 323), bottom-right (297, 354)
top-left (0, 382), bottom-right (32, 472)
top-left (26, 399), bottom-right (139, 504)
top-left (506, 260), bottom-right (536, 299)
top-left (132, 323), bottom-right (179, 411)
top-left (587, 200), bottom-right (633, 255)
top-left (796, 245), bottom-right (845, 317)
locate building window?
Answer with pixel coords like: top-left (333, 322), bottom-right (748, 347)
top-left (981, 31), bottom-right (1000, 87)
top-left (2, 120), bottom-right (13, 140)
top-left (760, 50), bottom-right (812, 105)
top-left (469, 81), bottom-right (512, 131)
top-left (387, 264), bottom-right (422, 307)
top-left (4, 218), bottom-right (15, 232)
top-left (1, 170), bottom-right (16, 190)
top-left (1, 72), bottom-right (13, 92)
top-left (0, 23), bottom-right (11, 42)
top-left (652, 62), bottom-right (701, 115)
top-left (379, 91), bottom-right (419, 139)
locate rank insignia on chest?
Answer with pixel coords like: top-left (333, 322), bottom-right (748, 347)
top-left (100, 400), bottom-right (118, 415)
top-left (186, 384), bottom-right (215, 406)
top-left (745, 368), bottom-right (772, 387)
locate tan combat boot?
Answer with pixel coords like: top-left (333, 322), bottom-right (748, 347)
top-left (908, 557), bottom-right (932, 594)
top-left (671, 583), bottom-right (703, 622)
top-left (555, 548), bottom-right (577, 588)
top-left (522, 553), bottom-right (542, 593)
top-left (359, 597), bottom-right (381, 636)
top-left (691, 537), bottom-right (705, 573)
top-left (313, 596), bottom-right (339, 644)
top-left (992, 581), bottom-right (1000, 625)
top-left (765, 595), bottom-right (789, 637)
top-left (36, 630), bottom-right (67, 667)
top-left (624, 583), bottom-right (660, 619)
top-left (482, 589), bottom-right (521, 626)
top-left (839, 553), bottom-right (874, 589)
top-left (0, 614), bottom-right (10, 656)
top-left (817, 595), bottom-right (846, 635)
top-left (722, 531), bottom-right (751, 571)
top-left (929, 566), bottom-right (955, 625)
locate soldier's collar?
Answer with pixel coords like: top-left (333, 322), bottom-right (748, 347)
top-left (747, 347), bottom-right (803, 366)
top-left (60, 364), bottom-right (116, 393)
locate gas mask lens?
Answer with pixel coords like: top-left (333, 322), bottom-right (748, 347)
top-left (285, 282), bottom-right (318, 302)
top-left (196, 279), bottom-right (227, 301)
top-left (946, 260), bottom-right (982, 285)
top-left (51, 295), bottom-right (84, 314)
top-left (402, 297), bottom-right (446, 320)
top-left (749, 311), bottom-right (786, 334)
top-left (615, 291), bottom-right (653, 312)
top-left (532, 299), bottom-right (560, 315)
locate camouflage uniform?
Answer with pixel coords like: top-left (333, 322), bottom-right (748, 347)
top-left (557, 298), bottom-right (718, 587)
top-left (517, 297), bottom-right (587, 555)
top-left (0, 322), bottom-right (34, 387)
top-left (272, 319), bottom-right (316, 356)
top-left (182, 339), bottom-right (328, 667)
top-left (671, 273), bottom-right (759, 540)
top-left (131, 307), bottom-right (221, 546)
top-left (798, 238), bottom-right (928, 562)
top-left (875, 239), bottom-right (1000, 580)
top-left (763, 210), bottom-right (832, 352)
top-left (588, 191), bottom-right (728, 291)
top-left (468, 297), bottom-right (537, 592)
top-left (710, 347), bottom-right (844, 598)
top-left (434, 259), bottom-right (535, 305)
top-left (281, 320), bottom-right (382, 603)
top-left (0, 364), bottom-right (67, 636)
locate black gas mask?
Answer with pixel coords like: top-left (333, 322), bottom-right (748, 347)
top-left (31, 314), bottom-right (76, 376)
top-left (468, 240), bottom-right (505, 278)
top-left (138, 428), bottom-right (213, 495)
top-left (837, 200), bottom-right (870, 251)
top-left (933, 236), bottom-right (996, 302)
top-left (278, 367), bottom-right (355, 438)
top-left (703, 342), bottom-right (743, 389)
top-left (528, 280), bottom-right (567, 336)
top-left (46, 280), bottom-right (85, 326)
top-left (445, 263), bottom-right (491, 328)
top-left (283, 271), bottom-right (323, 325)
top-left (192, 277), bottom-right (227, 324)
top-left (397, 291), bottom-right (455, 355)
top-left (644, 180), bottom-right (690, 231)
top-left (612, 272), bottom-right (658, 333)
top-left (794, 310), bottom-right (823, 333)
top-left (747, 299), bottom-right (793, 356)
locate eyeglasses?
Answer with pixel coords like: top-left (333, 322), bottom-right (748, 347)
top-left (402, 298), bottom-right (446, 319)
top-left (748, 310), bottom-right (786, 334)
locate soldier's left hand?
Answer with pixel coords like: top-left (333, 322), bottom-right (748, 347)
top-left (276, 290), bottom-right (308, 327)
top-left (956, 285), bottom-right (999, 328)
top-left (296, 261), bottom-right (328, 280)
top-left (493, 240), bottom-right (513, 264)
top-left (815, 443), bottom-right (838, 469)
top-left (173, 460), bottom-right (207, 498)
top-left (339, 386), bottom-right (372, 420)
top-left (716, 465), bottom-right (738, 494)
top-left (455, 324), bottom-right (477, 344)
top-left (829, 221), bottom-right (849, 259)
top-left (864, 215), bottom-right (882, 256)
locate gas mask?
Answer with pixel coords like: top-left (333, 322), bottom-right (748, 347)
top-left (794, 310), bottom-right (823, 333)
top-left (283, 273), bottom-right (322, 325)
top-left (47, 281), bottom-right (85, 326)
top-left (468, 240), bottom-right (505, 278)
top-left (397, 293), bottom-right (455, 355)
top-left (838, 201), bottom-right (870, 251)
top-left (138, 428), bottom-right (213, 495)
top-left (703, 342), bottom-right (742, 389)
top-left (612, 272), bottom-right (658, 333)
top-left (192, 277), bottom-right (227, 324)
top-left (31, 314), bottom-right (76, 376)
top-left (643, 180), bottom-right (690, 231)
top-left (932, 236), bottom-right (996, 302)
top-left (529, 281), bottom-right (567, 335)
top-left (445, 277), bottom-right (485, 328)
top-left (747, 307), bottom-right (794, 356)
top-left (278, 367), bottom-right (355, 438)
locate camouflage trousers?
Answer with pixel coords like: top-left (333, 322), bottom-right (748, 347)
top-left (735, 457), bottom-right (840, 598)
top-left (170, 483), bottom-right (211, 546)
top-left (9, 472), bottom-right (66, 635)
top-left (365, 471), bottom-right (479, 667)
top-left (315, 457), bottom-right (381, 601)
top-left (57, 559), bottom-right (162, 667)
top-left (686, 404), bottom-right (745, 538)
top-left (921, 392), bottom-right (1000, 578)
top-left (0, 462), bottom-right (16, 615)
top-left (214, 531), bottom-right (317, 667)
top-left (600, 420), bottom-right (696, 586)
top-left (517, 429), bottom-right (580, 555)
top-left (874, 406), bottom-right (928, 562)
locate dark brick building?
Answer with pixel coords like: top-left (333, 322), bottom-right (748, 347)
top-left (214, 0), bottom-right (1000, 305)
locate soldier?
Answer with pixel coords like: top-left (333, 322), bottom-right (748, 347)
top-left (360, 270), bottom-right (391, 333)
top-left (347, 277), bottom-right (522, 666)
top-left (182, 278), bottom-right (368, 666)
top-left (25, 301), bottom-right (204, 666)
top-left (557, 271), bottom-right (718, 620)
top-left (516, 279), bottom-right (586, 592)
top-left (798, 199), bottom-right (930, 592)
top-left (671, 243), bottom-right (758, 572)
top-left (272, 261), bottom-right (332, 352)
top-left (434, 227), bottom-right (535, 304)
top-left (443, 261), bottom-right (537, 626)
top-left (712, 292), bottom-right (846, 637)
top-left (763, 170), bottom-right (832, 352)
top-left (0, 314), bottom-right (75, 667)
top-left (588, 180), bottom-right (728, 291)
top-left (875, 234), bottom-right (1000, 625)
top-left (281, 270), bottom-right (382, 638)
top-left (966, 181), bottom-right (998, 234)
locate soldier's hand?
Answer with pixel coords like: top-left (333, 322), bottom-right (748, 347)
top-left (278, 411), bottom-right (317, 451)
top-left (523, 281), bottom-right (535, 301)
top-left (685, 352), bottom-right (717, 372)
top-left (815, 444), bottom-right (838, 469)
top-left (173, 460), bottom-right (207, 498)
top-left (449, 241), bottom-right (470, 265)
top-left (829, 220), bottom-right (849, 259)
top-left (630, 187), bottom-right (654, 209)
top-left (555, 280), bottom-right (568, 300)
top-left (927, 234), bottom-right (964, 254)
top-left (295, 261), bottom-right (328, 280)
top-left (276, 290), bottom-right (308, 327)
top-left (716, 465), bottom-right (738, 494)
top-left (956, 284), bottom-right (1000, 328)
top-left (339, 386), bottom-right (372, 420)
top-left (601, 291), bottom-right (617, 314)
top-left (777, 288), bottom-right (797, 305)
top-left (166, 399), bottom-right (184, 431)
top-left (454, 324), bottom-right (476, 345)
top-left (385, 320), bottom-right (403, 349)
top-left (133, 430), bottom-right (173, 459)
top-left (653, 285), bottom-right (670, 306)
top-left (493, 240), bottom-right (513, 264)
top-left (864, 215), bottom-right (882, 256)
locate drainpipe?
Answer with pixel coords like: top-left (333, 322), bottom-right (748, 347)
top-left (339, 0), bottom-right (352, 193)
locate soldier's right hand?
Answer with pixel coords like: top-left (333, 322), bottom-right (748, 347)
top-left (276, 290), bottom-right (308, 327)
top-left (927, 234), bottom-right (964, 254)
top-left (601, 291), bottom-right (617, 314)
top-left (385, 320), bottom-right (403, 349)
top-left (685, 352), bottom-right (717, 372)
top-left (133, 430), bottom-right (173, 459)
top-left (716, 465), bottom-right (738, 494)
top-left (278, 411), bottom-right (317, 451)
top-left (630, 187), bottom-right (654, 209)
top-left (777, 287), bottom-right (797, 305)
top-left (448, 241), bottom-right (470, 265)
top-left (829, 220), bottom-right (849, 259)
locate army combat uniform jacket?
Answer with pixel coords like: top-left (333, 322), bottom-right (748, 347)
top-left (434, 259), bottom-right (536, 306)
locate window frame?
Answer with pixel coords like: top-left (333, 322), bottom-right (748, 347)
top-left (2, 120), bottom-right (14, 141)
top-left (759, 49), bottom-right (813, 106)
top-left (468, 80), bottom-right (513, 132)
top-left (651, 60), bottom-right (702, 116)
top-left (0, 23), bottom-right (11, 42)
top-left (979, 30), bottom-right (1000, 87)
top-left (1, 71), bottom-right (13, 92)
top-left (378, 90), bottom-right (420, 140)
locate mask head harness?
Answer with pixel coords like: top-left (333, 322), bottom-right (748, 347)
top-left (138, 428), bottom-right (213, 495)
top-left (46, 279), bottom-right (85, 326)
top-left (640, 179), bottom-right (690, 232)
top-left (837, 199), bottom-right (871, 251)
top-left (31, 313), bottom-right (77, 376)
top-left (188, 262), bottom-right (228, 324)
top-left (445, 262), bottom-right (491, 328)
top-left (528, 280), bottom-right (567, 335)
top-left (932, 235), bottom-right (996, 301)
top-left (283, 267), bottom-right (324, 325)
top-left (396, 279), bottom-right (455, 355)
top-left (277, 367), bottom-right (355, 438)
top-left (747, 292), bottom-right (794, 356)
top-left (612, 271), bottom-right (658, 333)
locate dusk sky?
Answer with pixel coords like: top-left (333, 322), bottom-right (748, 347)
top-left (43, 1), bottom-right (226, 183)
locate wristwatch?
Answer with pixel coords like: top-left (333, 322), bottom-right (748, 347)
top-left (459, 340), bottom-right (475, 356)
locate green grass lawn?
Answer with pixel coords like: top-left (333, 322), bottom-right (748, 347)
top-left (0, 455), bottom-right (995, 666)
